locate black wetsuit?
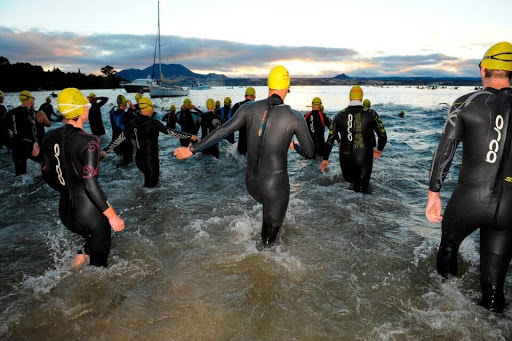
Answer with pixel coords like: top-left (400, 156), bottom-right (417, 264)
top-left (38, 102), bottom-right (58, 121)
top-left (176, 108), bottom-right (202, 147)
top-left (191, 94), bottom-right (315, 243)
top-left (109, 107), bottom-right (136, 164)
top-left (162, 111), bottom-right (177, 129)
top-left (40, 125), bottom-right (112, 267)
top-left (304, 110), bottom-right (331, 158)
top-left (232, 99), bottom-right (252, 155)
top-left (197, 111), bottom-right (222, 157)
top-left (105, 115), bottom-right (192, 187)
top-left (429, 87), bottom-right (512, 312)
top-left (215, 105), bottom-right (235, 143)
top-left (324, 104), bottom-right (387, 193)
top-left (0, 103), bottom-right (10, 148)
top-left (1, 106), bottom-right (39, 175)
top-left (89, 97), bottom-right (108, 136)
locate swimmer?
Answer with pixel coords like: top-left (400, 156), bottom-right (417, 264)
top-left (40, 88), bottom-right (124, 267)
top-left (426, 42), bottom-right (512, 313)
top-left (197, 98), bottom-right (222, 157)
top-left (108, 95), bottom-right (136, 164)
top-left (321, 92), bottom-right (387, 193)
top-left (176, 98), bottom-right (202, 147)
top-left (174, 65), bottom-right (314, 245)
top-left (103, 97), bottom-right (197, 188)
top-left (304, 97), bottom-right (332, 158)
top-left (232, 87), bottom-right (257, 155)
top-left (0, 90), bottom-right (40, 175)
top-left (87, 93), bottom-right (108, 136)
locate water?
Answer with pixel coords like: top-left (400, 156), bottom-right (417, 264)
top-left (1, 86), bottom-right (511, 340)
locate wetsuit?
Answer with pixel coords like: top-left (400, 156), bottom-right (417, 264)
top-left (304, 109), bottom-right (331, 158)
top-left (162, 111), bottom-right (177, 129)
top-left (190, 94), bottom-right (315, 243)
top-left (197, 111), bottom-right (222, 157)
top-left (109, 107), bottom-right (136, 164)
top-left (40, 125), bottom-right (112, 267)
top-left (105, 115), bottom-right (192, 187)
top-left (324, 103), bottom-right (387, 193)
top-left (232, 99), bottom-right (252, 155)
top-left (0, 103), bottom-right (9, 149)
top-left (429, 87), bottom-right (512, 312)
top-left (38, 102), bottom-right (58, 121)
top-left (1, 106), bottom-right (39, 175)
top-left (89, 97), bottom-right (108, 136)
top-left (215, 105), bottom-right (235, 143)
top-left (176, 108), bottom-right (202, 147)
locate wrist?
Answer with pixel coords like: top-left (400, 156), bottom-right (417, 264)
top-left (189, 144), bottom-right (196, 155)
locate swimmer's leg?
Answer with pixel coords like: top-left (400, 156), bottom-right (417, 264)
top-left (480, 229), bottom-right (512, 313)
top-left (437, 237), bottom-right (459, 277)
top-left (71, 254), bottom-right (89, 269)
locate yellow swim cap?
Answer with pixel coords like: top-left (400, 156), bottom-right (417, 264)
top-left (349, 85), bottom-right (363, 101)
top-left (138, 97), bottom-right (154, 111)
top-left (117, 94), bottom-right (127, 106)
top-left (363, 99), bottom-right (371, 111)
top-left (245, 87), bottom-right (256, 96)
top-left (206, 98), bottom-right (215, 109)
top-left (135, 93), bottom-right (143, 102)
top-left (0, 90), bottom-right (4, 97)
top-left (183, 98), bottom-right (192, 108)
top-left (45, 96), bottom-right (51, 102)
top-left (481, 42), bottom-right (512, 71)
top-left (170, 104), bottom-right (176, 111)
top-left (57, 88), bottom-right (91, 119)
top-left (224, 97), bottom-right (232, 105)
top-left (312, 97), bottom-right (322, 106)
top-left (268, 65), bottom-right (290, 90)
top-left (19, 90), bottom-right (34, 103)
top-left (88, 93), bottom-right (97, 98)
top-left (215, 100), bottom-right (221, 107)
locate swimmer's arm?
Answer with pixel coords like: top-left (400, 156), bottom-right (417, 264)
top-left (102, 130), bottom-right (129, 157)
top-left (373, 114), bottom-right (387, 151)
top-left (425, 190), bottom-right (443, 223)
top-left (80, 141), bottom-right (111, 213)
top-left (155, 119), bottom-right (197, 140)
top-left (293, 120), bottom-right (315, 159)
top-left (103, 206), bottom-right (125, 232)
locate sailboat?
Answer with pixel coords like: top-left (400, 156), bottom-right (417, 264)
top-left (150, 2), bottom-right (189, 98)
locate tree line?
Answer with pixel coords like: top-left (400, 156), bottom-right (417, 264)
top-left (0, 57), bottom-right (125, 92)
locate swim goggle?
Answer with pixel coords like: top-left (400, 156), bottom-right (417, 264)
top-left (58, 103), bottom-right (91, 115)
top-left (482, 52), bottom-right (512, 62)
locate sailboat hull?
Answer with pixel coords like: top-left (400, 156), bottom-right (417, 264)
top-left (150, 86), bottom-right (189, 98)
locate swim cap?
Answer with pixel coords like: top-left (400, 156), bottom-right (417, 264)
top-left (183, 98), bottom-right (192, 108)
top-left (312, 97), bottom-right (322, 106)
top-left (268, 65), bottom-right (290, 90)
top-left (45, 96), bottom-right (51, 102)
top-left (170, 104), bottom-right (176, 111)
top-left (215, 100), bottom-right (221, 107)
top-left (224, 97), bottom-right (232, 105)
top-left (117, 94), bottom-right (127, 106)
top-left (363, 99), bottom-right (371, 111)
top-left (206, 98), bottom-right (215, 109)
top-left (481, 42), bottom-right (512, 71)
top-left (88, 93), bottom-right (97, 98)
top-left (0, 90), bottom-right (4, 97)
top-left (349, 85), bottom-right (363, 100)
top-left (138, 97), bottom-right (154, 111)
top-left (57, 88), bottom-right (91, 119)
top-left (245, 87), bottom-right (256, 96)
top-left (19, 90), bottom-right (34, 103)
top-left (135, 93), bottom-right (143, 102)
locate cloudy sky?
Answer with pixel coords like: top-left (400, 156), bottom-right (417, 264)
top-left (0, 0), bottom-right (510, 78)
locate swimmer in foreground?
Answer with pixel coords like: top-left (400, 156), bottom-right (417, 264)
top-left (103, 97), bottom-right (197, 188)
top-left (174, 65), bottom-right (314, 246)
top-left (40, 88), bottom-right (125, 268)
top-left (426, 42), bottom-right (512, 313)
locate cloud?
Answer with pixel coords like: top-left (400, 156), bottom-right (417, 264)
top-left (0, 26), bottom-right (478, 78)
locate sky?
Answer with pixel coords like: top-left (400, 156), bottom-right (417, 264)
top-left (0, 0), bottom-right (510, 78)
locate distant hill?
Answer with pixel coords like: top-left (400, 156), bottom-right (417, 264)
top-left (118, 64), bottom-right (229, 86)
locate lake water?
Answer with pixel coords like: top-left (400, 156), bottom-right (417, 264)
top-left (1, 85), bottom-right (511, 340)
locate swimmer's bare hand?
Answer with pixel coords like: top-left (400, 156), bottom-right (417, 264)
top-left (320, 160), bottom-right (329, 173)
top-left (373, 149), bottom-right (382, 159)
top-left (190, 135), bottom-right (199, 142)
top-left (174, 147), bottom-right (193, 159)
top-left (103, 207), bottom-right (125, 232)
top-left (425, 190), bottom-right (443, 223)
top-left (289, 142), bottom-right (296, 150)
top-left (32, 142), bottom-right (40, 157)
top-left (100, 151), bottom-right (107, 160)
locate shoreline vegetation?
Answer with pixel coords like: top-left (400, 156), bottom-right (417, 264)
top-left (0, 56), bottom-right (482, 93)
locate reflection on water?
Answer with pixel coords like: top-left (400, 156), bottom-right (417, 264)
top-left (1, 86), bottom-right (511, 340)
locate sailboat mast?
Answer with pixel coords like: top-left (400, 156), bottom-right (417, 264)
top-left (158, 1), bottom-right (162, 83)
